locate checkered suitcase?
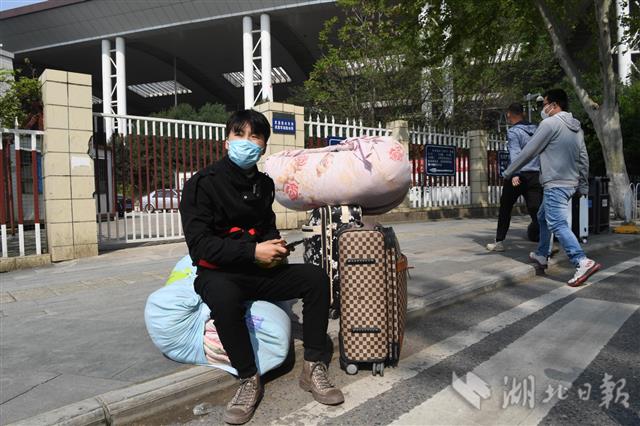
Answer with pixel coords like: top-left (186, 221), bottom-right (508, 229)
top-left (337, 224), bottom-right (408, 376)
top-left (302, 205), bottom-right (363, 319)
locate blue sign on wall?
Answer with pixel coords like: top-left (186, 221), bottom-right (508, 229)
top-left (425, 145), bottom-right (456, 176)
top-left (327, 136), bottom-right (346, 146)
top-left (498, 151), bottom-right (510, 177)
top-left (272, 112), bottom-right (296, 135)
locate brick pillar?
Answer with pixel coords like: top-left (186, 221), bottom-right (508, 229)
top-left (386, 120), bottom-right (411, 208)
top-left (255, 102), bottom-right (306, 230)
top-left (468, 130), bottom-right (488, 206)
top-left (40, 69), bottom-right (98, 261)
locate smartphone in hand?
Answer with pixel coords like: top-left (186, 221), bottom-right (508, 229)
top-left (285, 239), bottom-right (304, 251)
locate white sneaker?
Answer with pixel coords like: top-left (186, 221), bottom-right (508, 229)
top-left (568, 258), bottom-right (601, 287)
top-left (486, 241), bottom-right (505, 252)
top-left (529, 252), bottom-right (548, 268)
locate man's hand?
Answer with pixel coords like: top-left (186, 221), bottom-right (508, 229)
top-left (512, 176), bottom-right (521, 187)
top-left (255, 239), bottom-right (289, 264)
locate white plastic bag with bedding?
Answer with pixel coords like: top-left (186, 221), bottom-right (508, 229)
top-left (144, 255), bottom-right (292, 376)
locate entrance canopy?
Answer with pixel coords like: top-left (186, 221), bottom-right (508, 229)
top-left (0, 0), bottom-right (340, 114)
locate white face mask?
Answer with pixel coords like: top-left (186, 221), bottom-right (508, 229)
top-left (540, 103), bottom-right (553, 120)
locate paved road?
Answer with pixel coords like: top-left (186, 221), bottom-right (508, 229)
top-left (2, 217), bottom-right (636, 425)
top-left (144, 242), bottom-right (640, 425)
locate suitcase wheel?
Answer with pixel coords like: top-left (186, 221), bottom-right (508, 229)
top-left (346, 363), bottom-right (358, 375)
top-left (372, 362), bottom-right (384, 376)
top-left (328, 308), bottom-right (339, 320)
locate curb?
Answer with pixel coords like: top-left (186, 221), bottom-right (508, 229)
top-left (0, 254), bottom-right (51, 273)
top-left (370, 204), bottom-right (528, 223)
top-left (11, 234), bottom-right (640, 425)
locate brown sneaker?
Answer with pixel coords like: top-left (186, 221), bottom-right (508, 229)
top-left (223, 374), bottom-right (263, 425)
top-left (299, 360), bottom-right (345, 405)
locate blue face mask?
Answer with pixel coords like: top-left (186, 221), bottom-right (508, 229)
top-left (228, 139), bottom-right (263, 169)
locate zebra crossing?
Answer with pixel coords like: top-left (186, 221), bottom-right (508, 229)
top-left (274, 257), bottom-right (640, 426)
top-left (391, 298), bottom-right (636, 425)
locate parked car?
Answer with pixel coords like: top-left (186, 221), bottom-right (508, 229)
top-left (141, 189), bottom-right (181, 212)
top-left (116, 194), bottom-right (133, 217)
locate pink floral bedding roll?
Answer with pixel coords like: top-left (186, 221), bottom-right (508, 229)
top-left (264, 136), bottom-right (411, 215)
top-left (203, 319), bottom-right (231, 365)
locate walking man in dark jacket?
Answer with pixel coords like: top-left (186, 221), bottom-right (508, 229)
top-left (487, 103), bottom-right (542, 251)
top-left (180, 110), bottom-right (344, 425)
top-left (503, 89), bottom-right (601, 287)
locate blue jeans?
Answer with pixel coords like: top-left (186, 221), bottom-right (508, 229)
top-left (536, 187), bottom-right (586, 267)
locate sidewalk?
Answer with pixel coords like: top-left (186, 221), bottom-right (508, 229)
top-left (1, 216), bottom-right (638, 425)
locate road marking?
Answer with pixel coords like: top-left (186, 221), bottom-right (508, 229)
top-left (275, 257), bottom-right (640, 425)
top-left (392, 298), bottom-right (638, 425)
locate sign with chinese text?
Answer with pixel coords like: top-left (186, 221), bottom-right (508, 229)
top-left (272, 112), bottom-right (296, 135)
top-left (425, 145), bottom-right (456, 176)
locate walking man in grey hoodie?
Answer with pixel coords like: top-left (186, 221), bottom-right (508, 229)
top-left (503, 89), bottom-right (601, 287)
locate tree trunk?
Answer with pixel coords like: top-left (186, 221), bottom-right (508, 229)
top-left (535, 0), bottom-right (630, 218)
top-left (588, 106), bottom-right (631, 220)
top-left (590, 0), bottom-right (631, 219)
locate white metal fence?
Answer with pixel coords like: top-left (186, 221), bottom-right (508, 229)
top-left (303, 118), bottom-right (511, 209)
top-left (1, 128), bottom-right (45, 258)
top-left (487, 134), bottom-right (508, 205)
top-left (304, 115), bottom-right (391, 147)
top-left (409, 126), bottom-right (471, 208)
top-left (408, 126), bottom-right (509, 208)
top-left (91, 112), bottom-right (520, 250)
top-left (94, 113), bottom-right (227, 247)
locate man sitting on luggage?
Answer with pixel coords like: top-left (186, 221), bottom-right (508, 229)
top-left (180, 109), bottom-right (344, 425)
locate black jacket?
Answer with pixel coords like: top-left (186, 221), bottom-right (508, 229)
top-left (179, 156), bottom-right (280, 268)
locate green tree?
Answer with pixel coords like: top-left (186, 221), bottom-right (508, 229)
top-left (150, 102), bottom-right (229, 124)
top-left (0, 65), bottom-right (42, 129)
top-left (291, 0), bottom-right (426, 125)
top-left (295, 0), bottom-right (561, 130)
top-left (443, 35), bottom-right (562, 130)
top-left (298, 0), bottom-right (637, 215)
top-left (619, 81), bottom-right (640, 178)
top-left (409, 0), bottom-right (564, 129)
top-left (410, 0), bottom-right (636, 217)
